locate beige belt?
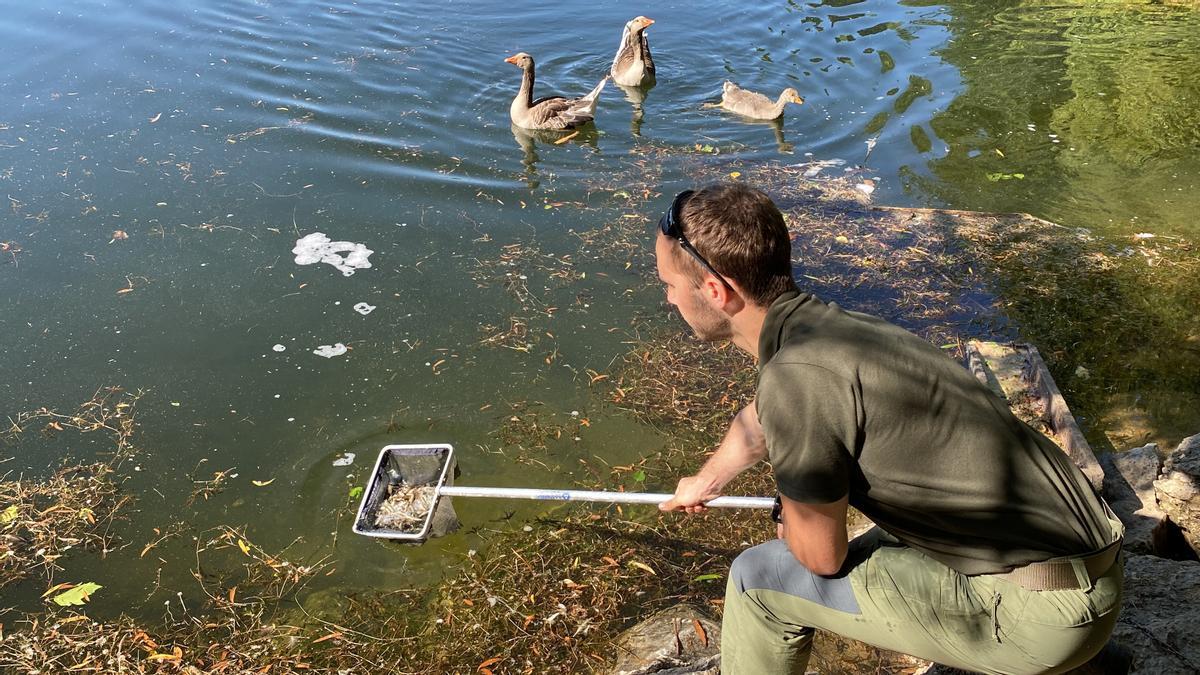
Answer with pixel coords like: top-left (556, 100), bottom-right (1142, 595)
top-left (993, 538), bottom-right (1122, 591)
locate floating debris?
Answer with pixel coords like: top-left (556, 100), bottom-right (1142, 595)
top-left (795, 158), bottom-right (846, 178)
top-left (313, 343), bottom-right (347, 358)
top-left (353, 302), bottom-right (376, 316)
top-left (292, 232), bottom-right (374, 277)
top-left (374, 484), bottom-right (437, 531)
top-left (272, 344), bottom-right (287, 352)
top-left (332, 452), bottom-right (355, 467)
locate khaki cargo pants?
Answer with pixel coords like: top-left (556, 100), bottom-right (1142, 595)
top-left (720, 520), bottom-right (1124, 675)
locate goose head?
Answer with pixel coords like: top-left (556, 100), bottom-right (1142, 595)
top-left (626, 16), bottom-right (654, 34)
top-left (783, 88), bottom-right (805, 105)
top-left (504, 52), bottom-right (534, 69)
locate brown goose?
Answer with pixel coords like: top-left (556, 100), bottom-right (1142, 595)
top-left (505, 52), bottom-right (607, 131)
top-left (718, 81), bottom-right (804, 120)
top-left (610, 16), bottom-right (656, 87)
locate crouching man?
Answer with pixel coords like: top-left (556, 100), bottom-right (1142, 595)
top-left (654, 183), bottom-right (1123, 675)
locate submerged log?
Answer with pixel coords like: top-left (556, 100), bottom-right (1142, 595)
top-left (966, 340), bottom-right (1105, 491)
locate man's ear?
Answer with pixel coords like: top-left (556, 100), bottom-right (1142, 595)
top-left (705, 276), bottom-right (743, 313)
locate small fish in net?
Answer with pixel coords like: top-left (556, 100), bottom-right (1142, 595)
top-left (375, 483), bottom-right (438, 532)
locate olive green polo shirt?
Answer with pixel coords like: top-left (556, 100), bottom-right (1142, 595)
top-left (756, 291), bottom-right (1111, 575)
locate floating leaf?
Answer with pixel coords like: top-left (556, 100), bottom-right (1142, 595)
top-left (553, 130), bottom-right (579, 145)
top-left (632, 470), bottom-right (646, 483)
top-left (42, 582), bottom-right (74, 598)
top-left (692, 573), bottom-right (723, 582)
top-left (237, 539), bottom-right (251, 555)
top-left (146, 647), bottom-right (182, 662)
top-left (348, 486), bottom-right (364, 499)
top-left (52, 582), bottom-right (102, 606)
top-left (251, 478), bottom-right (275, 487)
top-left (312, 631), bottom-right (343, 644)
top-left (627, 560), bottom-right (656, 575)
top-left (0, 505), bottom-right (18, 525)
top-left (986, 172), bottom-right (1025, 182)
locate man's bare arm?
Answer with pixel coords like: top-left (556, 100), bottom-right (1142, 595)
top-left (778, 494), bottom-right (849, 576)
top-left (660, 401), bottom-right (767, 513)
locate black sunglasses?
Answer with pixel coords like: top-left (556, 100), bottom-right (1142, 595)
top-left (658, 190), bottom-right (734, 291)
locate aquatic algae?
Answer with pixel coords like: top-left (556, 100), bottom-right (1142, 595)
top-left (292, 232), bottom-right (373, 277)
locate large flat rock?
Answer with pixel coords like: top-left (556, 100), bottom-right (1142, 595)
top-left (1154, 434), bottom-right (1200, 556)
top-left (1115, 554), bottom-right (1200, 674)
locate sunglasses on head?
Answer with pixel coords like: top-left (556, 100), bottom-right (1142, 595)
top-left (658, 190), bottom-right (734, 291)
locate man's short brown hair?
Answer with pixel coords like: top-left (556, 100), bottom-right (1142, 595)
top-left (671, 183), bottom-right (797, 306)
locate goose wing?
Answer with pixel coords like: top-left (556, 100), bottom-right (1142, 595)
top-left (527, 78), bottom-right (606, 130)
top-left (640, 32), bottom-right (655, 76)
top-left (612, 29), bottom-right (639, 77)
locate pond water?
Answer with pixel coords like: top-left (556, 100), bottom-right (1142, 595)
top-left (2, 0), bottom-right (1198, 615)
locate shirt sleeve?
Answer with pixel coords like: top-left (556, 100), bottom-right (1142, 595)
top-left (757, 361), bottom-right (858, 504)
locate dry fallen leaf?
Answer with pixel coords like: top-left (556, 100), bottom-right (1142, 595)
top-left (42, 582), bottom-right (74, 598)
top-left (553, 130), bottom-right (580, 145)
top-left (628, 560), bottom-right (656, 575)
top-left (693, 619), bottom-right (708, 646)
top-left (251, 478), bottom-right (275, 487)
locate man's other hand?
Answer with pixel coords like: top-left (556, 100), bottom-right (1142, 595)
top-left (659, 474), bottom-right (722, 514)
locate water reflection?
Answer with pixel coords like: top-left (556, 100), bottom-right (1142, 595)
top-left (510, 123), bottom-right (600, 186)
top-left (751, 117), bottom-right (795, 154)
top-left (614, 81), bottom-right (654, 136)
top-left (918, 1), bottom-right (1200, 448)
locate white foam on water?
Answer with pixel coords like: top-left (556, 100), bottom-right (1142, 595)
top-left (292, 232), bottom-right (374, 277)
top-left (313, 343), bottom-right (348, 358)
top-left (273, 344), bottom-right (286, 352)
top-left (332, 452), bottom-right (355, 467)
top-left (353, 302), bottom-right (376, 316)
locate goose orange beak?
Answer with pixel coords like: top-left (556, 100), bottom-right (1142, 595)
top-left (640, 17), bottom-right (655, 27)
top-left (504, 55), bottom-right (519, 64)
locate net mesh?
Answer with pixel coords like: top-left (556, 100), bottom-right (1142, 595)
top-left (355, 446), bottom-right (459, 541)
